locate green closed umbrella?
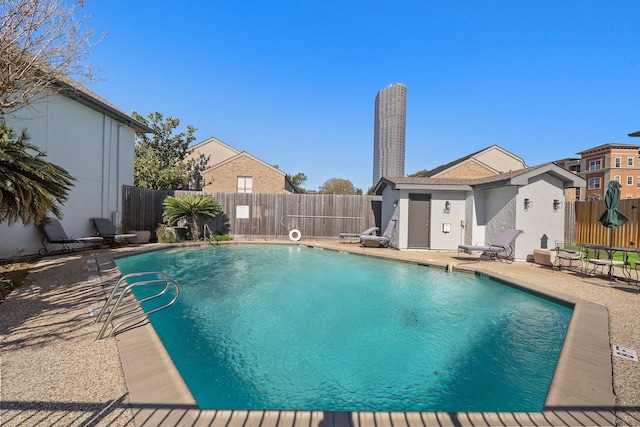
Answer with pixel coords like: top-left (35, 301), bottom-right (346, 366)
top-left (598, 180), bottom-right (629, 249)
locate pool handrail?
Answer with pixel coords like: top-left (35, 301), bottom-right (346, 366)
top-left (95, 271), bottom-right (170, 323)
top-left (95, 272), bottom-right (180, 341)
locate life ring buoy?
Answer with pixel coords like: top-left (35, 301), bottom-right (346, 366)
top-left (289, 229), bottom-right (302, 241)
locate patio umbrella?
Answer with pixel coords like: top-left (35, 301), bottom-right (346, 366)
top-left (597, 180), bottom-right (629, 249)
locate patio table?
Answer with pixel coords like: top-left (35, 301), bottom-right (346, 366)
top-left (582, 243), bottom-right (637, 283)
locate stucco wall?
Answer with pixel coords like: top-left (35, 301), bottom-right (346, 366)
top-left (201, 154), bottom-right (289, 194)
top-left (515, 175), bottom-right (565, 259)
top-left (381, 186), bottom-right (400, 248)
top-left (1, 93), bottom-right (136, 258)
top-left (424, 191), bottom-right (467, 250)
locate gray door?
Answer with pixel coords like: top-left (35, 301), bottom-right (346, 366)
top-left (408, 193), bottom-right (431, 248)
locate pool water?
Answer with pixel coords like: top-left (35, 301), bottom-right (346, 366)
top-left (115, 245), bottom-right (572, 412)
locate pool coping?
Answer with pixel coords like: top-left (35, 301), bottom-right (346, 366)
top-left (105, 242), bottom-right (615, 426)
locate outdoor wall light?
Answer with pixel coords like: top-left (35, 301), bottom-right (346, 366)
top-left (444, 201), bottom-right (451, 210)
top-left (553, 199), bottom-right (563, 211)
top-left (393, 200), bottom-right (398, 208)
top-left (524, 198), bottom-right (532, 210)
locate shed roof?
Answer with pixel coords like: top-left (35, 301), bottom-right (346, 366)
top-left (415, 144), bottom-right (526, 178)
top-left (375, 163), bottom-right (585, 194)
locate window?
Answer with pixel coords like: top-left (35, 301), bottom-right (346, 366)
top-left (237, 176), bottom-right (253, 193)
top-left (615, 156), bottom-right (621, 168)
top-left (637, 176), bottom-right (640, 188)
top-left (628, 157), bottom-right (634, 166)
top-left (588, 194), bottom-right (601, 201)
top-left (614, 175), bottom-right (621, 183)
top-left (628, 176), bottom-right (634, 186)
top-left (627, 194), bottom-right (633, 199)
top-left (588, 177), bottom-right (601, 189)
top-left (589, 160), bottom-right (601, 171)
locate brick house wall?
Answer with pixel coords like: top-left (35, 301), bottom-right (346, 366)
top-left (201, 153), bottom-right (293, 194)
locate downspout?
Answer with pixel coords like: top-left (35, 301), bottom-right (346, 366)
top-left (116, 121), bottom-right (121, 213)
top-left (101, 115), bottom-right (106, 215)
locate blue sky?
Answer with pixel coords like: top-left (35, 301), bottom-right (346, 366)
top-left (83, 1), bottom-right (640, 192)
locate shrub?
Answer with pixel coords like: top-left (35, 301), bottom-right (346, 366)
top-left (155, 224), bottom-right (180, 243)
top-left (214, 234), bottom-right (233, 242)
top-left (0, 262), bottom-right (30, 302)
top-left (162, 194), bottom-right (221, 241)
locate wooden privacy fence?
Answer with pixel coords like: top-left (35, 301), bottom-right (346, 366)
top-left (122, 186), bottom-right (174, 236)
top-left (574, 198), bottom-right (640, 247)
top-left (123, 185), bottom-right (638, 246)
top-left (122, 186), bottom-right (382, 239)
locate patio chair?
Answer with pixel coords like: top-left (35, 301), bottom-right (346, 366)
top-left (360, 220), bottom-right (396, 248)
top-left (92, 218), bottom-right (138, 246)
top-left (339, 226), bottom-right (379, 242)
top-left (39, 218), bottom-right (104, 255)
top-left (457, 229), bottom-right (523, 263)
top-left (552, 241), bottom-right (584, 274)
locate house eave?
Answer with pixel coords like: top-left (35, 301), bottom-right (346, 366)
top-left (55, 82), bottom-right (154, 134)
top-left (394, 183), bottom-right (473, 191)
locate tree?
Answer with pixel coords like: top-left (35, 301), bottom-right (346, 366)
top-left (0, 0), bottom-right (103, 116)
top-left (407, 169), bottom-right (428, 177)
top-left (288, 172), bottom-right (307, 193)
top-left (0, 123), bottom-right (75, 225)
top-left (132, 111), bottom-right (198, 190)
top-left (318, 178), bottom-right (362, 195)
top-left (162, 193), bottom-right (221, 241)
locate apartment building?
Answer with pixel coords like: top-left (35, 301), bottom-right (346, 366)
top-left (553, 157), bottom-right (581, 201)
top-left (373, 83), bottom-right (407, 184)
top-left (576, 143), bottom-right (640, 200)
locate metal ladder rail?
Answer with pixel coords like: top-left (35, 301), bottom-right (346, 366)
top-left (95, 271), bottom-right (170, 323)
top-left (95, 277), bottom-right (180, 341)
top-left (203, 223), bottom-right (218, 245)
top-left (98, 277), bottom-right (175, 324)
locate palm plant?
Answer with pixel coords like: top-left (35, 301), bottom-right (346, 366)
top-left (0, 123), bottom-right (75, 225)
top-left (162, 193), bottom-right (221, 241)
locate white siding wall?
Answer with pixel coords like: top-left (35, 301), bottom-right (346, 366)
top-left (426, 191), bottom-right (467, 250)
top-left (0, 93), bottom-right (136, 258)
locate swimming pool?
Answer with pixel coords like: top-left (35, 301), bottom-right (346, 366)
top-left (114, 245), bottom-right (572, 413)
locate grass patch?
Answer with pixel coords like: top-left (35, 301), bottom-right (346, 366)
top-left (567, 243), bottom-right (640, 270)
top-left (0, 262), bottom-right (31, 302)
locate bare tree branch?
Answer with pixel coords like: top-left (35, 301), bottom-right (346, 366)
top-left (0, 0), bottom-right (104, 116)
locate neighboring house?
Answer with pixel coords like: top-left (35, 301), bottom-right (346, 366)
top-left (186, 136), bottom-right (296, 194)
top-left (553, 157), bottom-right (581, 201)
top-left (576, 143), bottom-right (640, 200)
top-left (0, 79), bottom-right (153, 259)
top-left (185, 136), bottom-right (240, 167)
top-left (374, 162), bottom-right (585, 261)
top-left (415, 145), bottom-right (527, 179)
top-left (201, 152), bottom-right (296, 194)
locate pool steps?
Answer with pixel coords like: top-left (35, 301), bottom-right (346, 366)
top-left (93, 271), bottom-right (180, 341)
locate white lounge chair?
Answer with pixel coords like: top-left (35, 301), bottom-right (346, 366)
top-left (360, 220), bottom-right (396, 248)
top-left (458, 229), bottom-right (523, 263)
top-left (339, 226), bottom-right (379, 242)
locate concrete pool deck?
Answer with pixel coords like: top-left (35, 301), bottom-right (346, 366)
top-left (1, 240), bottom-right (638, 426)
